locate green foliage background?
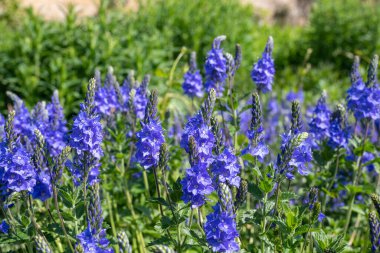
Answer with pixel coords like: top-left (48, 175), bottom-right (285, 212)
top-left (0, 0), bottom-right (379, 116)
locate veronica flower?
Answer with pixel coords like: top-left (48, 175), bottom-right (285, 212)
top-left (6, 92), bottom-right (34, 144)
top-left (242, 92), bottom-right (269, 162)
top-left (135, 91), bottom-right (165, 170)
top-left (347, 55), bottom-right (380, 121)
top-left (134, 75), bottom-right (150, 120)
top-left (181, 162), bottom-right (215, 208)
top-left (275, 101), bottom-right (312, 180)
top-left (204, 36), bottom-right (228, 96)
top-left (251, 36), bottom-right (275, 93)
top-left (286, 90), bottom-right (304, 103)
top-left (183, 52), bottom-right (204, 98)
top-left (0, 110), bottom-right (38, 199)
top-left (0, 220), bottom-right (9, 234)
top-left (204, 203), bottom-right (239, 252)
top-left (308, 92), bottom-right (331, 146)
top-left (76, 184), bottom-right (114, 253)
top-left (211, 148), bottom-right (240, 187)
top-left (45, 91), bottom-right (68, 157)
top-left (181, 90), bottom-right (216, 166)
top-left (69, 79), bottom-right (103, 186)
top-left (327, 105), bottom-right (350, 150)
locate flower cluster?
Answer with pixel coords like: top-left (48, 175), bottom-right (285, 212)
top-left (204, 36), bottom-right (228, 96)
top-left (242, 92), bottom-right (269, 162)
top-left (327, 105), bottom-right (350, 149)
top-left (251, 36), bottom-right (275, 93)
top-left (347, 55), bottom-right (380, 121)
top-left (204, 203), bottom-right (239, 252)
top-left (181, 163), bottom-right (214, 208)
top-left (308, 92), bottom-right (331, 147)
top-left (211, 148), bottom-right (240, 187)
top-left (45, 91), bottom-right (68, 156)
top-left (69, 79), bottom-right (104, 186)
top-left (6, 92), bottom-right (34, 144)
top-left (135, 91), bottom-right (165, 170)
top-left (0, 141), bottom-right (36, 198)
top-left (135, 119), bottom-right (165, 170)
top-left (70, 110), bottom-right (103, 159)
top-left (182, 52), bottom-right (204, 98)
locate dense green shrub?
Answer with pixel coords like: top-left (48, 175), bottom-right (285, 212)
top-left (305, 0), bottom-right (380, 69)
top-left (0, 0), bottom-right (305, 116)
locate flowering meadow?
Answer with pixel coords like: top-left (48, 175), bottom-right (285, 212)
top-left (0, 34), bottom-right (380, 253)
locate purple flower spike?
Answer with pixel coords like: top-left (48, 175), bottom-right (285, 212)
top-left (183, 52), bottom-right (204, 98)
top-left (251, 36), bottom-right (275, 94)
top-left (211, 148), bottom-right (241, 188)
top-left (181, 163), bottom-right (215, 208)
top-left (135, 119), bottom-right (165, 170)
top-left (204, 36), bottom-right (228, 96)
top-left (204, 203), bottom-right (240, 252)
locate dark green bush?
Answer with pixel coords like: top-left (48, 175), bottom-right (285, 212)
top-left (305, 0), bottom-right (380, 69)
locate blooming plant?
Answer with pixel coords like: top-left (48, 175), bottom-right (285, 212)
top-left (0, 35), bottom-right (379, 253)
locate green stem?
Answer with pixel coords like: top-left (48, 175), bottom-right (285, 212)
top-left (343, 122), bottom-right (370, 235)
top-left (322, 151), bottom-right (341, 212)
top-left (52, 186), bottom-right (74, 252)
top-left (274, 181), bottom-right (282, 217)
top-left (261, 193), bottom-right (268, 253)
top-left (152, 166), bottom-right (164, 216)
top-left (143, 171), bottom-right (150, 198)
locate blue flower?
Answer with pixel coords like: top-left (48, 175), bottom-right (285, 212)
top-left (7, 92), bottom-right (34, 143)
top-left (191, 125), bottom-right (215, 166)
top-left (76, 225), bottom-right (114, 253)
top-left (286, 90), bottom-right (304, 102)
top-left (70, 110), bottom-right (103, 159)
top-left (347, 56), bottom-right (380, 121)
top-left (67, 157), bottom-right (100, 187)
top-left (275, 132), bottom-right (311, 180)
top-left (327, 106), bottom-right (350, 149)
top-left (308, 92), bottom-right (331, 144)
top-left (0, 220), bottom-right (9, 234)
top-left (135, 119), bottom-right (165, 170)
top-left (204, 36), bottom-right (227, 96)
top-left (181, 163), bottom-right (214, 208)
top-left (242, 92), bottom-right (269, 162)
top-left (45, 91), bottom-right (68, 157)
top-left (134, 80), bottom-right (149, 120)
top-left (32, 170), bottom-right (52, 202)
top-left (183, 70), bottom-right (204, 98)
top-left (180, 113), bottom-right (203, 153)
top-left (95, 86), bottom-right (119, 116)
top-left (204, 203), bottom-right (240, 253)
top-left (183, 52), bottom-right (204, 98)
top-left (211, 148), bottom-right (241, 188)
top-left (318, 212), bottom-right (326, 222)
top-left (0, 142), bottom-right (36, 198)
top-left (251, 37), bottom-right (275, 93)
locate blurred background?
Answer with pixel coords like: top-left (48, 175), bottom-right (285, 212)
top-left (0, 0), bottom-right (379, 116)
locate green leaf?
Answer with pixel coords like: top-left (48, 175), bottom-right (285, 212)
top-left (59, 189), bottom-right (74, 208)
top-left (294, 224), bottom-right (310, 236)
top-left (259, 179), bottom-right (274, 194)
top-left (248, 182), bottom-right (264, 200)
top-left (280, 192), bottom-right (298, 201)
top-left (148, 197), bottom-right (170, 207)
